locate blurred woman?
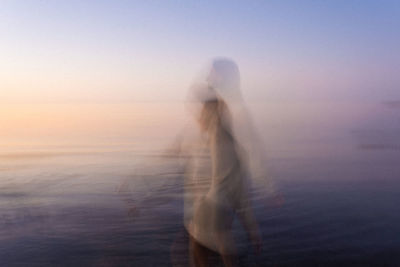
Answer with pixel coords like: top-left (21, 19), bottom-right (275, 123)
top-left (170, 58), bottom-right (281, 267)
top-left (185, 94), bottom-right (261, 267)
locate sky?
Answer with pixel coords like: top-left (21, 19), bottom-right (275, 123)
top-left (1, 0), bottom-right (400, 103)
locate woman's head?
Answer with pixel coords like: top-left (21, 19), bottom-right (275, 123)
top-left (207, 58), bottom-right (241, 101)
top-left (187, 58), bottom-right (240, 135)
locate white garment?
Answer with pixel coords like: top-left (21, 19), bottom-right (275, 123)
top-left (183, 123), bottom-right (255, 254)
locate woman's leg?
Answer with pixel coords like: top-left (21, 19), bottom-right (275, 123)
top-left (189, 235), bottom-right (210, 267)
top-left (216, 231), bottom-right (238, 267)
top-left (170, 228), bottom-right (190, 267)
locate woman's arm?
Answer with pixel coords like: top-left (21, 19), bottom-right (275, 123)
top-left (236, 181), bottom-right (262, 254)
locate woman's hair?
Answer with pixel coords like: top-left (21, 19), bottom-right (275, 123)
top-left (199, 98), bottom-right (233, 134)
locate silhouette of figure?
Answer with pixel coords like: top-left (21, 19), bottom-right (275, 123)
top-left (178, 58), bottom-right (276, 267)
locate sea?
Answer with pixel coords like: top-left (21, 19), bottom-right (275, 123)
top-left (1, 101), bottom-right (400, 266)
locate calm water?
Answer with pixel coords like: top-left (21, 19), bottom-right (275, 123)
top-left (1, 102), bottom-right (400, 266)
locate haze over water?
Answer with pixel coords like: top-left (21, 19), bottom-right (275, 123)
top-left (2, 0), bottom-right (400, 266)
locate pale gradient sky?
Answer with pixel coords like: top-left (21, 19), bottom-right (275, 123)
top-left (1, 0), bottom-right (399, 103)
